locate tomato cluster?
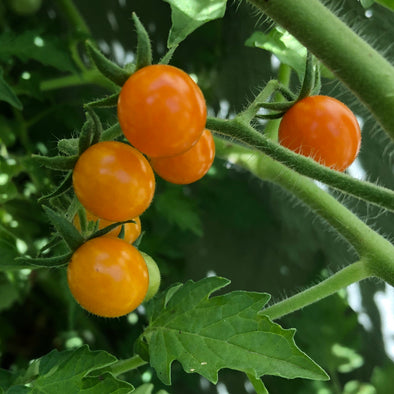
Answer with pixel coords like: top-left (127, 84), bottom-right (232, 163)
top-left (68, 64), bottom-right (213, 318)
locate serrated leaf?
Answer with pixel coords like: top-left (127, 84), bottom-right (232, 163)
top-left (245, 28), bottom-right (307, 79)
top-left (142, 277), bottom-right (328, 385)
top-left (155, 188), bottom-right (203, 236)
top-left (0, 69), bottom-right (23, 110)
top-left (0, 31), bottom-right (77, 73)
top-left (165, 0), bottom-right (227, 48)
top-left (19, 346), bottom-right (134, 393)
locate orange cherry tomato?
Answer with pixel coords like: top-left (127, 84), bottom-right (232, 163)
top-left (67, 237), bottom-right (149, 318)
top-left (278, 95), bottom-right (361, 171)
top-left (150, 129), bottom-right (215, 184)
top-left (72, 141), bottom-right (155, 222)
top-left (73, 211), bottom-right (141, 244)
top-left (117, 64), bottom-right (207, 158)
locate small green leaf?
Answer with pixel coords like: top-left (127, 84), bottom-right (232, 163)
top-left (57, 138), bottom-right (79, 156)
top-left (87, 219), bottom-right (136, 240)
top-left (165, 0), bottom-right (227, 48)
top-left (85, 41), bottom-right (131, 86)
top-left (42, 206), bottom-right (84, 251)
top-left (133, 13), bottom-right (152, 70)
top-left (0, 69), bottom-right (23, 110)
top-left (38, 171), bottom-right (73, 203)
top-left (31, 154), bottom-right (78, 171)
top-left (15, 251), bottom-right (73, 268)
top-left (143, 277), bottom-right (328, 385)
top-left (245, 28), bottom-right (307, 79)
top-left (100, 122), bottom-right (123, 141)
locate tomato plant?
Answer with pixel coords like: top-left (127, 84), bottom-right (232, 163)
top-left (278, 95), bottom-right (361, 171)
top-left (73, 211), bottom-right (141, 244)
top-left (150, 129), bottom-right (215, 184)
top-left (72, 141), bottom-right (155, 222)
top-left (67, 237), bottom-right (149, 318)
top-left (117, 64), bottom-right (207, 158)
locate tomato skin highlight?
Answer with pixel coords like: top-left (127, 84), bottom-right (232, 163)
top-left (74, 211), bottom-right (141, 244)
top-left (278, 95), bottom-right (361, 171)
top-left (72, 141), bottom-right (155, 222)
top-left (150, 129), bottom-right (215, 184)
top-left (67, 237), bottom-right (149, 318)
top-left (118, 64), bottom-right (207, 158)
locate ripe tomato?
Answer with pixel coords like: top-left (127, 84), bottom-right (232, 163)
top-left (67, 237), bottom-right (149, 318)
top-left (72, 141), bottom-right (155, 222)
top-left (150, 129), bottom-right (215, 184)
top-left (117, 64), bottom-right (207, 158)
top-left (140, 252), bottom-right (161, 302)
top-left (278, 95), bottom-right (361, 171)
top-left (73, 211), bottom-right (141, 244)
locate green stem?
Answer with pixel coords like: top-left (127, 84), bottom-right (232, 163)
top-left (40, 70), bottom-right (115, 91)
top-left (207, 117), bottom-right (394, 213)
top-left (265, 63), bottom-right (291, 141)
top-left (261, 261), bottom-right (369, 320)
top-left (95, 355), bottom-right (147, 377)
top-left (246, 373), bottom-right (269, 394)
top-left (55, 0), bottom-right (91, 36)
top-left (247, 0), bottom-right (394, 140)
top-left (214, 136), bottom-right (394, 285)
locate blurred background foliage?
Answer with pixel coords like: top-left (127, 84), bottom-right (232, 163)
top-left (0, 0), bottom-right (393, 393)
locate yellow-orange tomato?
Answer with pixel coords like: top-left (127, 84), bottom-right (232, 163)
top-left (72, 141), bottom-right (155, 222)
top-left (150, 129), bottom-right (215, 184)
top-left (73, 211), bottom-right (141, 244)
top-left (67, 237), bottom-right (149, 318)
top-left (278, 95), bottom-right (361, 172)
top-left (118, 64), bottom-right (207, 158)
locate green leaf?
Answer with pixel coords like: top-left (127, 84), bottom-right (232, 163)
top-left (0, 225), bottom-right (23, 271)
top-left (245, 28), bottom-right (307, 79)
top-left (42, 206), bottom-right (84, 251)
top-left (142, 277), bottom-right (329, 385)
top-left (133, 383), bottom-right (153, 394)
top-left (155, 187), bottom-right (203, 236)
top-left (85, 93), bottom-right (119, 109)
top-left (12, 346), bottom-right (134, 393)
top-left (0, 368), bottom-right (15, 391)
top-left (164, 0), bottom-right (227, 48)
top-left (0, 69), bottom-right (23, 110)
top-left (133, 13), bottom-right (152, 70)
top-left (0, 31), bottom-right (77, 73)
top-left (85, 41), bottom-right (131, 87)
top-left (375, 0), bottom-right (394, 11)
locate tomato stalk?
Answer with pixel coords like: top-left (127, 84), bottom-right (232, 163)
top-left (247, 0), bottom-right (394, 141)
top-left (207, 117), bottom-right (394, 213)
top-left (260, 261), bottom-right (370, 320)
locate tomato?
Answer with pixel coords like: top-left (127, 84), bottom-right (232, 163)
top-left (67, 237), bottom-right (149, 318)
top-left (117, 64), bottom-right (207, 158)
top-left (73, 211), bottom-right (141, 244)
top-left (140, 252), bottom-right (161, 302)
top-left (278, 95), bottom-right (361, 172)
top-left (150, 129), bottom-right (215, 184)
top-left (72, 141), bottom-right (155, 222)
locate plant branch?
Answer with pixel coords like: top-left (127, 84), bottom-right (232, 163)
top-left (247, 0), bottom-right (394, 140)
top-left (207, 117), bottom-right (394, 213)
top-left (260, 261), bottom-right (370, 320)
top-left (214, 135), bottom-right (394, 285)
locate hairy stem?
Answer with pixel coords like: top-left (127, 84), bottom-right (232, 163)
top-left (207, 117), bottom-right (394, 213)
top-left (214, 136), bottom-right (394, 285)
top-left (261, 261), bottom-right (369, 320)
top-left (247, 0), bottom-right (394, 140)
